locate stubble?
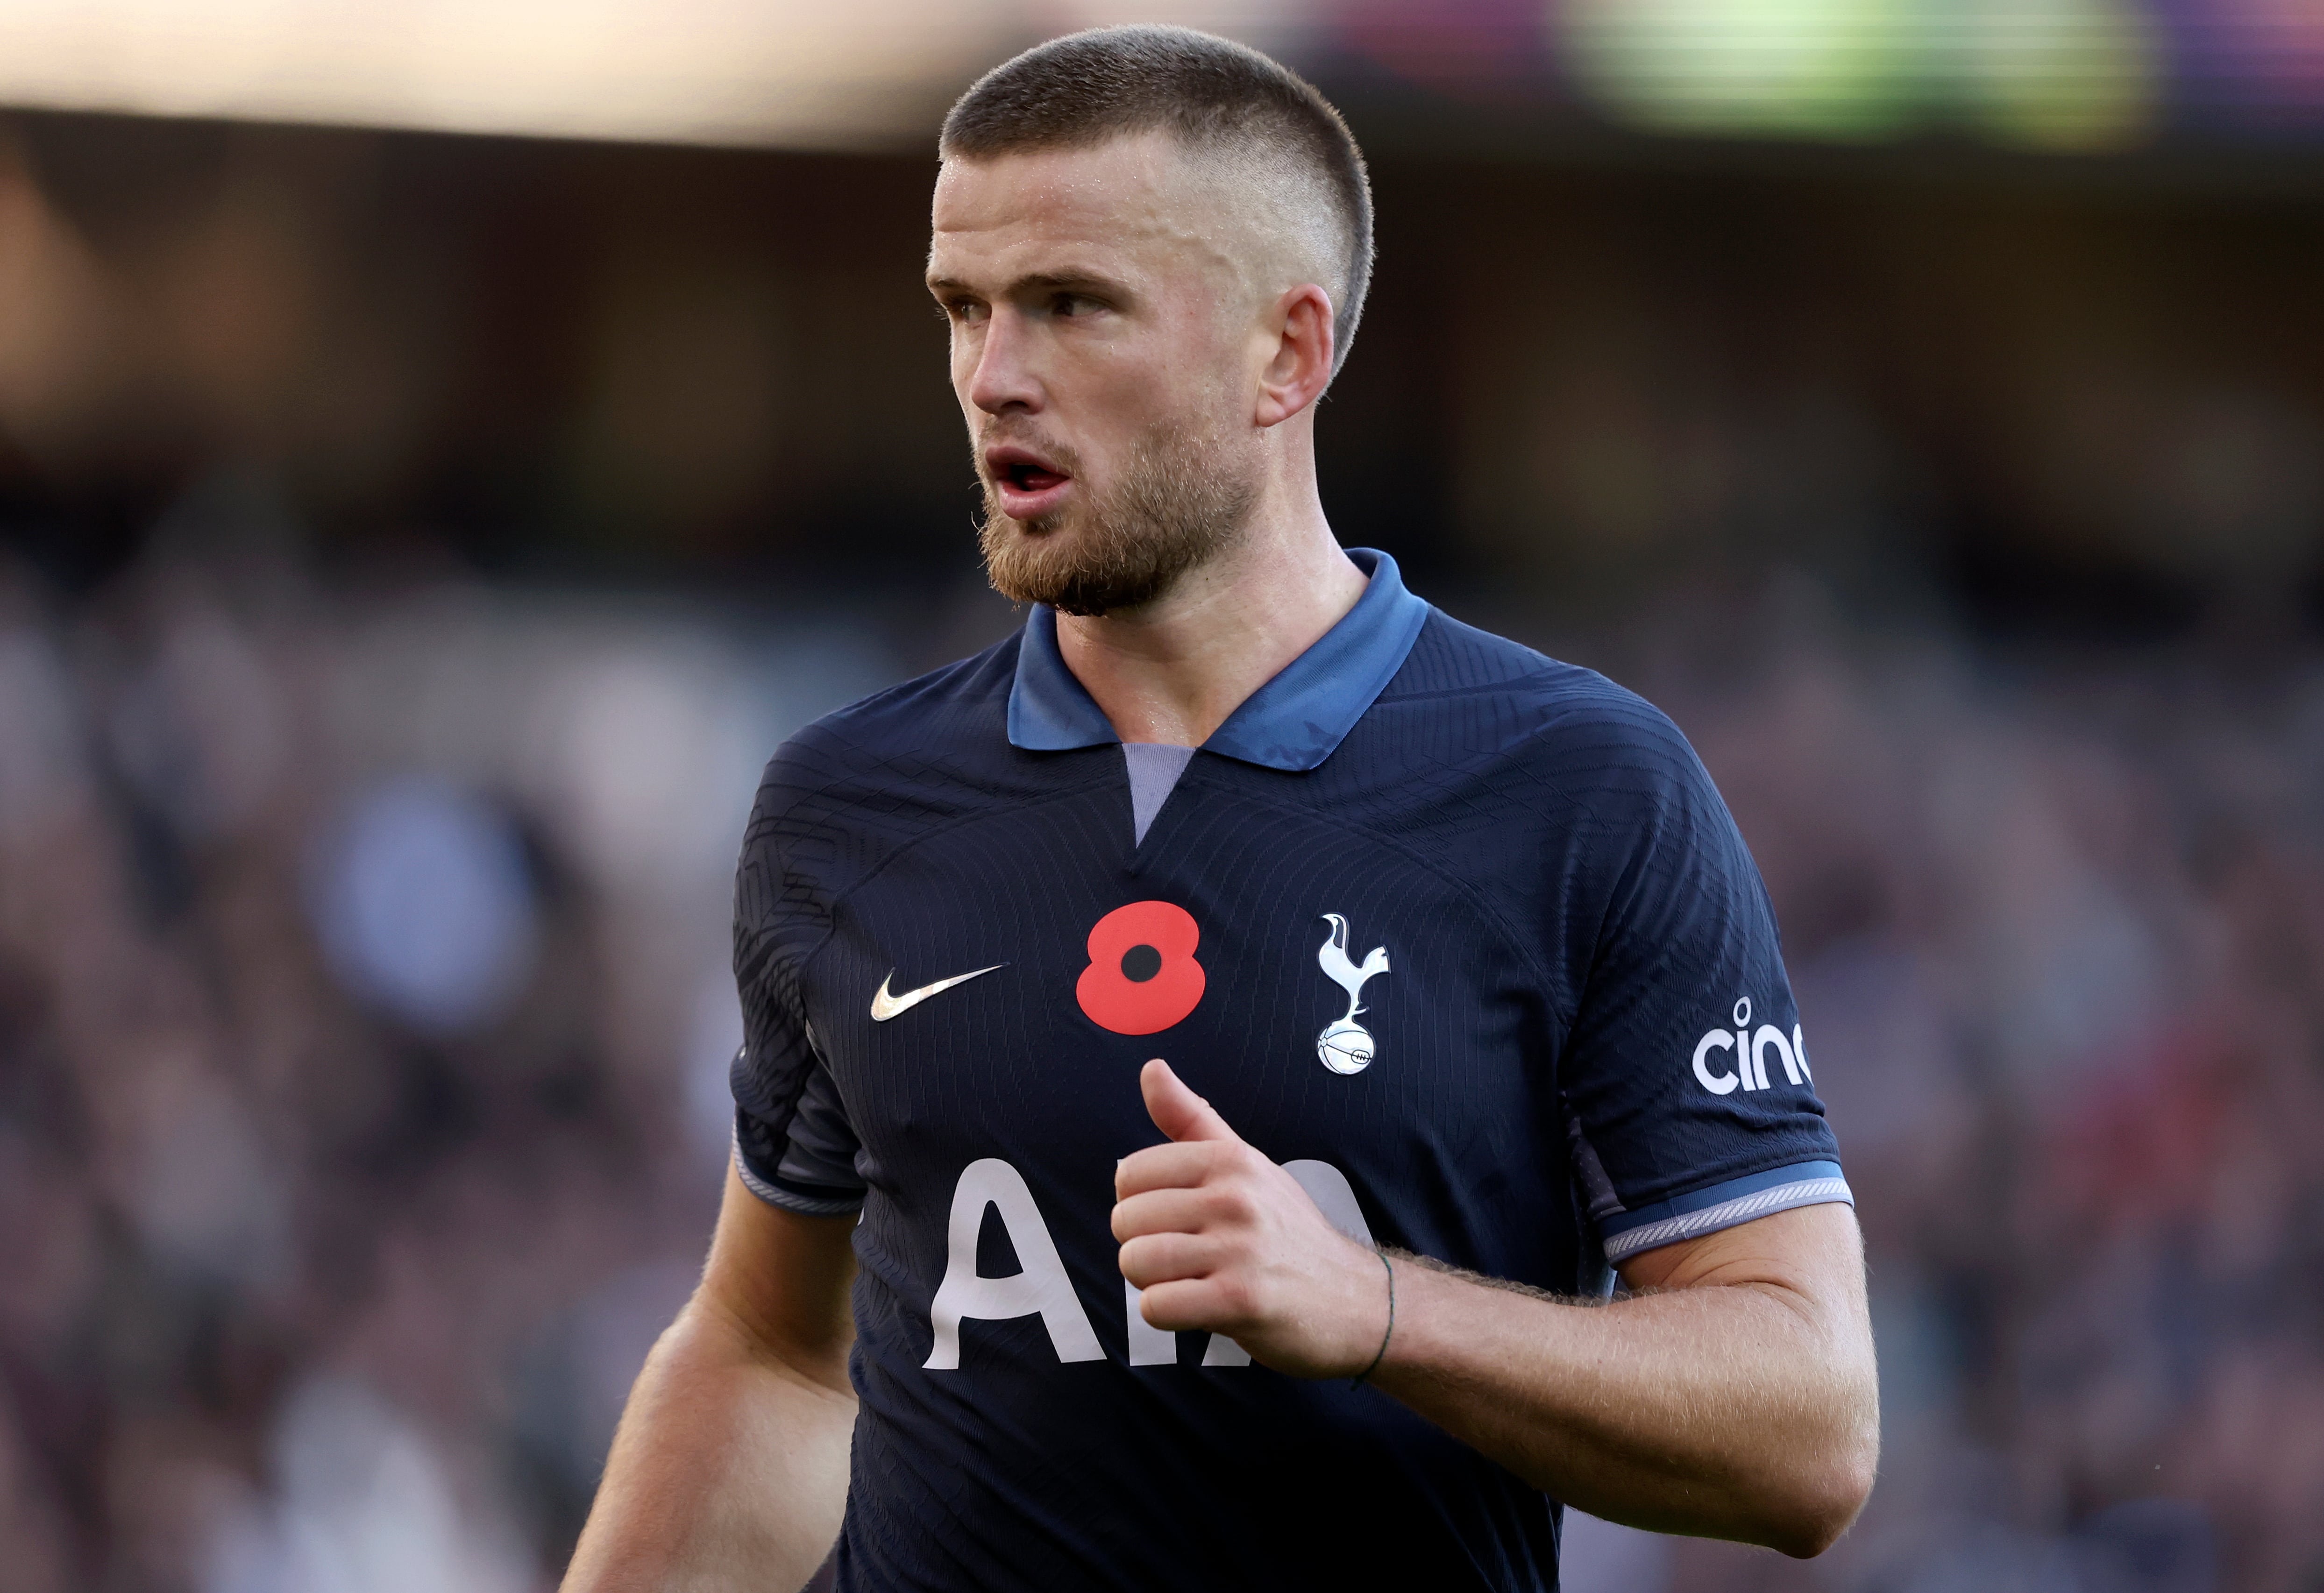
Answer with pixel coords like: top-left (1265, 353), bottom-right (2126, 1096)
top-left (979, 419), bottom-right (1257, 617)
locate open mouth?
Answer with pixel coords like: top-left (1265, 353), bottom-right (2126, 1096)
top-left (985, 444), bottom-right (1074, 516)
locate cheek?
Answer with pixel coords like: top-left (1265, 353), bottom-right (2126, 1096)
top-left (1048, 362), bottom-right (1160, 450)
top-left (1093, 337), bottom-right (1226, 422)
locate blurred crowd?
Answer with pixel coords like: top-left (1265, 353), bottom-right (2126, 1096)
top-left (1553, 580), bottom-right (2324, 1593)
top-left (0, 480), bottom-right (901, 1593)
top-left (3, 489), bottom-right (2320, 1592)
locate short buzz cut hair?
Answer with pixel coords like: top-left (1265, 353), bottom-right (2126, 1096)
top-left (940, 26), bottom-right (1375, 376)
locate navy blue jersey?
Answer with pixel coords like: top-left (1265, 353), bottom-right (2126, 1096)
top-left (730, 551), bottom-right (1849, 1592)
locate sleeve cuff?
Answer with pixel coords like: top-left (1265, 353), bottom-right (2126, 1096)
top-left (732, 1130), bottom-right (865, 1218)
top-left (1599, 1160), bottom-right (1851, 1263)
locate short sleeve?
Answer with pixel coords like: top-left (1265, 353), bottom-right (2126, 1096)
top-left (733, 1045), bottom-right (865, 1217)
top-left (729, 753), bottom-right (866, 1218)
top-left (1555, 709), bottom-right (1849, 1266)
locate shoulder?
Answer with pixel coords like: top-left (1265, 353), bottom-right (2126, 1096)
top-left (744, 629), bottom-right (1021, 848)
top-left (760, 632), bottom-right (1017, 792)
top-left (736, 630), bottom-right (1025, 938)
top-left (1383, 607), bottom-right (1707, 795)
top-left (791, 628), bottom-right (1019, 757)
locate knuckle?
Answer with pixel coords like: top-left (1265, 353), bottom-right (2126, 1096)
top-left (1209, 1186), bottom-right (1257, 1226)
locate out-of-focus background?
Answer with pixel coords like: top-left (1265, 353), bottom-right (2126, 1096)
top-left (2, 3), bottom-right (2321, 1590)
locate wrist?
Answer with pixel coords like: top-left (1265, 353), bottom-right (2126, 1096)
top-left (1355, 1247), bottom-right (1447, 1392)
top-left (1347, 1248), bottom-right (1395, 1388)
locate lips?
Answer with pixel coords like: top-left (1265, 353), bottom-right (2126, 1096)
top-left (984, 442), bottom-right (1075, 520)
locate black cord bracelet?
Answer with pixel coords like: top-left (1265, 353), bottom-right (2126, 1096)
top-left (1349, 1251), bottom-right (1395, 1390)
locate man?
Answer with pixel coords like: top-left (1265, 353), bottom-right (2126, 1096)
top-left (566, 26), bottom-right (1877, 1592)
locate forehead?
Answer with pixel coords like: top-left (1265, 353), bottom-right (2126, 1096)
top-left (929, 133), bottom-right (1237, 284)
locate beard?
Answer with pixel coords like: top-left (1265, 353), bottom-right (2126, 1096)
top-left (978, 418), bottom-right (1257, 617)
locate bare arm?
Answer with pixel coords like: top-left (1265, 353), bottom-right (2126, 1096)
top-left (562, 1166), bottom-right (858, 1592)
top-left (1372, 1202), bottom-right (1876, 1555)
top-left (1115, 1061), bottom-right (1878, 1559)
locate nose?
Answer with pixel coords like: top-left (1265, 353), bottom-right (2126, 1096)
top-left (966, 308), bottom-right (1043, 417)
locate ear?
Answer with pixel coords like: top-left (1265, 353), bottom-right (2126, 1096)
top-left (1253, 284), bottom-right (1336, 429)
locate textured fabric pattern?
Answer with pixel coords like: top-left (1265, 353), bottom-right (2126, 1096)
top-left (728, 581), bottom-right (1845, 1593)
top-left (1599, 1160), bottom-right (1854, 1261)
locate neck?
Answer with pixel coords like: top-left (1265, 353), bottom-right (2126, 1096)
top-left (1053, 467), bottom-right (1365, 748)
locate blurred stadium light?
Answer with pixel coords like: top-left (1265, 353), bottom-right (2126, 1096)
top-left (1557, 0), bottom-right (2164, 149)
top-left (2, 0), bottom-right (2322, 151)
top-left (0, 0), bottom-right (1311, 149)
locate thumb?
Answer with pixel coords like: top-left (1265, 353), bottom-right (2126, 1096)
top-left (1141, 1059), bottom-right (1240, 1144)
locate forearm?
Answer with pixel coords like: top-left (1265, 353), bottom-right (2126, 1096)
top-left (1370, 1253), bottom-right (1877, 1556)
top-left (1114, 1065), bottom-right (1878, 1555)
top-left (562, 1295), bottom-right (857, 1592)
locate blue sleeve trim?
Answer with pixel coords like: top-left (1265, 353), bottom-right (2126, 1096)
top-left (1599, 1160), bottom-right (1851, 1263)
top-left (733, 1127), bottom-right (865, 1218)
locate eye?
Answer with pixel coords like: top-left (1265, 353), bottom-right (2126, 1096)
top-left (1054, 292), bottom-right (1103, 318)
top-left (938, 297), bottom-right (988, 326)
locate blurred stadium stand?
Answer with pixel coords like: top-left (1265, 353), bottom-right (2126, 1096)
top-left (2, 4), bottom-right (2322, 1591)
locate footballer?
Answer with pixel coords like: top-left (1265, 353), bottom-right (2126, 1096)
top-left (565, 26), bottom-right (1878, 1592)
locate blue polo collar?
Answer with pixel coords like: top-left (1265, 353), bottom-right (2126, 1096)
top-left (1005, 548), bottom-right (1429, 772)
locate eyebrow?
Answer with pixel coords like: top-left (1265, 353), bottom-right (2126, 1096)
top-left (925, 269), bottom-right (1129, 297)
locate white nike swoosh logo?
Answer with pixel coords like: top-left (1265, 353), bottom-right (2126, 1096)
top-left (869, 964), bottom-right (1005, 1022)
